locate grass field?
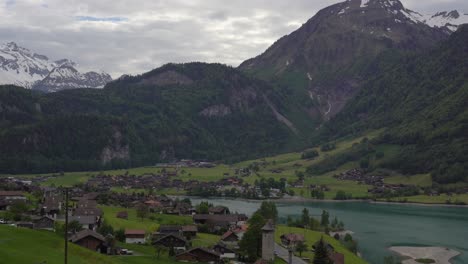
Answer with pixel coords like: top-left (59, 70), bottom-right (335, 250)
top-left (99, 206), bottom-right (192, 233)
top-left (401, 194), bottom-right (468, 204)
top-left (100, 205), bottom-right (221, 248)
top-left (0, 225), bottom-right (114, 264)
top-left (0, 225), bottom-right (183, 264)
top-left (275, 225), bottom-right (368, 264)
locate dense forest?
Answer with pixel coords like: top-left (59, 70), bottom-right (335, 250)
top-left (0, 63), bottom-right (311, 173)
top-left (318, 26), bottom-right (468, 184)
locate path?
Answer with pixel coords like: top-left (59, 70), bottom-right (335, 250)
top-left (275, 243), bottom-right (308, 264)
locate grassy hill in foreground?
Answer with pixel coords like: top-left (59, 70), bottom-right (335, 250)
top-left (0, 225), bottom-right (116, 264)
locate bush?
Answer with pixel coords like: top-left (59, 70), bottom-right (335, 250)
top-left (320, 143), bottom-right (336, 152)
top-left (302, 150), bottom-right (319, 160)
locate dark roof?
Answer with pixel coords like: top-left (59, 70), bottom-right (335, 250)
top-left (154, 234), bottom-right (187, 244)
top-left (159, 225), bottom-right (181, 232)
top-left (262, 219), bottom-right (275, 231)
top-left (32, 215), bottom-right (55, 222)
top-left (193, 214), bottom-right (242, 223)
top-left (69, 215), bottom-right (96, 225)
top-left (181, 225), bottom-right (198, 232)
top-left (176, 247), bottom-right (220, 257)
top-left (281, 233), bottom-right (304, 242)
top-left (83, 192), bottom-right (99, 200)
top-left (221, 231), bottom-right (238, 241)
top-left (213, 243), bottom-right (235, 253)
top-left (209, 206), bottom-right (228, 213)
top-left (76, 199), bottom-right (98, 208)
top-left (69, 229), bottom-right (105, 243)
top-left (74, 207), bottom-right (103, 217)
top-left (0, 191), bottom-right (24, 197)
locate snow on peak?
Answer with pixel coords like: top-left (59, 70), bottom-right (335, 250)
top-left (358, 0), bottom-right (402, 9)
top-left (399, 8), bottom-right (468, 32)
top-left (360, 0), bottom-right (371, 8)
top-left (0, 42), bottom-right (112, 91)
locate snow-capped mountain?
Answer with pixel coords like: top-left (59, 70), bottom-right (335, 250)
top-left (0, 42), bottom-right (112, 92)
top-left (34, 64), bottom-right (112, 92)
top-left (355, 1), bottom-right (467, 32)
top-left (422, 11), bottom-right (468, 32)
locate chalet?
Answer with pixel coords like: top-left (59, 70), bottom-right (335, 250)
top-left (76, 199), bottom-right (98, 209)
top-left (32, 216), bottom-right (55, 231)
top-left (82, 192), bottom-right (99, 200)
top-left (175, 247), bottom-right (220, 263)
top-left (69, 229), bottom-right (106, 252)
top-left (330, 252), bottom-right (345, 264)
top-left (280, 233), bottom-right (305, 247)
top-left (193, 214), bottom-right (247, 230)
top-left (69, 216), bottom-right (98, 230)
top-left (153, 234), bottom-right (187, 252)
top-left (213, 244), bottom-right (236, 259)
top-left (144, 200), bottom-right (162, 212)
top-left (157, 196), bottom-right (173, 208)
top-left (220, 231), bottom-right (240, 246)
top-left (209, 206), bottom-right (229, 215)
top-left (158, 225), bottom-right (182, 236)
top-left (125, 229), bottom-right (146, 244)
top-left (0, 191), bottom-right (26, 201)
top-left (74, 207), bottom-right (103, 219)
top-left (116, 211), bottom-right (128, 219)
top-left (40, 196), bottom-right (61, 218)
top-left (175, 202), bottom-right (195, 215)
top-left (181, 225), bottom-right (198, 239)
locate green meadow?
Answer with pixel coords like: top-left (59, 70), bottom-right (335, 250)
top-left (275, 225), bottom-right (368, 264)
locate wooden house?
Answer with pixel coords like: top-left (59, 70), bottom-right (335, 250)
top-left (125, 229), bottom-right (146, 244)
top-left (69, 229), bottom-right (106, 252)
top-left (175, 248), bottom-right (220, 263)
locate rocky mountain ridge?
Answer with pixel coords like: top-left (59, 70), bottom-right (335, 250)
top-left (239, 0), bottom-right (463, 122)
top-left (0, 42), bottom-right (111, 92)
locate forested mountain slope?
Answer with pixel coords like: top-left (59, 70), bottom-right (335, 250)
top-left (319, 25), bottom-right (468, 184)
top-left (0, 63), bottom-right (310, 173)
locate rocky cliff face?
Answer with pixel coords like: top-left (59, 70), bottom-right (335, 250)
top-left (239, 0), bottom-right (453, 121)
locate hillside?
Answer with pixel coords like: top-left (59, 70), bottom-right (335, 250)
top-left (239, 0), bottom-right (449, 123)
top-left (319, 25), bottom-right (468, 184)
top-left (0, 63), bottom-right (313, 174)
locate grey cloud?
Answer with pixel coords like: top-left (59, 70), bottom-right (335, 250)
top-left (0, 0), bottom-right (465, 78)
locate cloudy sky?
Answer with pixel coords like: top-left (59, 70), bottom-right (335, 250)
top-left (1, 0), bottom-right (466, 77)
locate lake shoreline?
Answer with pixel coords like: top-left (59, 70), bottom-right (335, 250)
top-left (177, 195), bottom-right (468, 208)
top-left (389, 246), bottom-right (461, 264)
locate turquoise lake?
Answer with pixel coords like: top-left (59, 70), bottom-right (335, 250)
top-left (186, 197), bottom-right (468, 264)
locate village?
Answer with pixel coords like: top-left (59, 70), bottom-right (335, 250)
top-left (0, 173), bottom-right (352, 264)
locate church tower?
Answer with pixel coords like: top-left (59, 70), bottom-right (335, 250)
top-left (262, 219), bottom-right (275, 261)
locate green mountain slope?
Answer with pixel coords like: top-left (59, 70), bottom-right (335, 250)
top-left (319, 25), bottom-right (468, 184)
top-left (239, 0), bottom-right (448, 124)
top-left (0, 63), bottom-right (311, 173)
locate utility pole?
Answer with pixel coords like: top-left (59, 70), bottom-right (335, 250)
top-left (64, 188), bottom-right (69, 264)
